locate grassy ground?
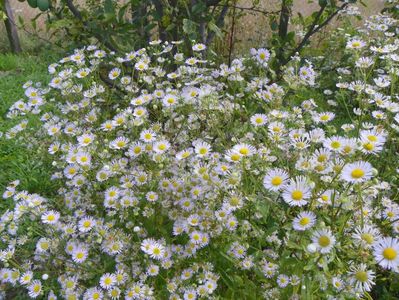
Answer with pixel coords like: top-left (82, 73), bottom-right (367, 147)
top-left (0, 48), bottom-right (62, 194)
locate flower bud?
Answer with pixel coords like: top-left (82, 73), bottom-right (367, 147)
top-left (307, 243), bottom-right (317, 253)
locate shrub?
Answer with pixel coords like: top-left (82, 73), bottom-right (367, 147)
top-left (1, 9), bottom-right (399, 300)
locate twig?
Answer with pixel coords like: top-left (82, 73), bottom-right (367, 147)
top-left (214, 4), bottom-right (280, 16)
top-left (228, 1), bottom-right (236, 67)
top-left (282, 3), bottom-right (349, 66)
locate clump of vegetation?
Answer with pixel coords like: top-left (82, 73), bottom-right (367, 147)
top-left (1, 3), bottom-right (399, 297)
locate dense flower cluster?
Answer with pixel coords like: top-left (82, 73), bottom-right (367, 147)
top-left (1, 11), bottom-right (399, 299)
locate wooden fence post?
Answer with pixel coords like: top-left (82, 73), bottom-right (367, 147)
top-left (3, 0), bottom-right (22, 53)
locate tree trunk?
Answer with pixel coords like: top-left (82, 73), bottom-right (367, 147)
top-left (3, 0), bottom-right (22, 53)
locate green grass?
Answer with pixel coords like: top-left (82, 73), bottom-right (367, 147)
top-left (0, 49), bottom-right (63, 195)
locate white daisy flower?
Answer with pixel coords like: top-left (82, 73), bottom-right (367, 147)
top-left (194, 141), bottom-right (212, 158)
top-left (19, 271), bottom-right (33, 285)
top-left (135, 60), bottom-right (148, 71)
top-left (176, 148), bottom-right (193, 160)
top-left (346, 39), bottom-right (366, 50)
top-left (76, 151), bottom-right (92, 166)
top-left (27, 280), bottom-right (42, 298)
top-left (232, 143), bottom-right (256, 157)
top-left (147, 264), bottom-right (160, 276)
top-left (162, 94), bottom-right (178, 107)
top-left (100, 273), bottom-right (116, 290)
top-left (77, 133), bottom-right (95, 147)
top-left (348, 263), bottom-right (375, 293)
top-left (108, 68), bottom-right (121, 80)
top-left (78, 216), bottom-right (96, 233)
top-left (110, 137), bottom-right (130, 150)
top-left (71, 246), bottom-right (88, 263)
top-left (282, 176), bottom-right (312, 207)
top-left (140, 129), bottom-right (157, 143)
top-left (340, 161), bottom-right (373, 183)
top-left (373, 237), bottom-right (399, 271)
top-left (312, 229), bottom-right (336, 254)
top-left (263, 168), bottom-right (289, 192)
top-left (250, 114), bottom-right (268, 126)
top-left (292, 211), bottom-right (316, 231)
top-left (41, 210), bottom-right (60, 225)
top-left (153, 140), bottom-right (171, 153)
top-left (192, 43), bottom-right (206, 51)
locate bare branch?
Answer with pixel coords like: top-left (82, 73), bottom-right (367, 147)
top-left (282, 2), bottom-right (349, 66)
top-left (214, 4), bottom-right (280, 16)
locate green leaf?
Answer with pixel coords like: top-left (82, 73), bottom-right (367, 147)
top-left (182, 18), bottom-right (198, 39)
top-left (208, 21), bottom-right (223, 38)
top-left (318, 0), bottom-right (327, 6)
top-left (270, 20), bottom-right (278, 31)
top-left (18, 15), bottom-right (25, 26)
top-left (117, 3), bottom-right (130, 23)
top-left (104, 0), bottom-right (114, 14)
top-left (192, 1), bottom-right (206, 15)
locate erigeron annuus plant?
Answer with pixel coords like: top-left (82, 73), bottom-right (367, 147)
top-left (1, 11), bottom-right (399, 299)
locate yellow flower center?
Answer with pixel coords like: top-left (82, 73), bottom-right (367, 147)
top-left (272, 127), bottom-right (281, 132)
top-left (199, 148), bottom-right (207, 155)
top-left (331, 141), bottom-right (341, 149)
top-left (361, 233), bottom-right (374, 245)
top-left (351, 168), bottom-right (365, 179)
top-left (317, 155), bottom-right (327, 162)
top-left (231, 153), bottom-right (241, 161)
top-left (363, 143), bottom-right (374, 151)
top-left (318, 235), bottom-right (331, 247)
top-left (271, 176), bottom-right (283, 186)
top-left (383, 248), bottom-right (397, 260)
top-left (299, 217), bottom-right (310, 226)
top-left (291, 190), bottom-right (303, 201)
top-left (239, 148), bottom-right (249, 155)
top-left (111, 290), bottom-right (118, 297)
top-left (355, 271), bottom-right (368, 282)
